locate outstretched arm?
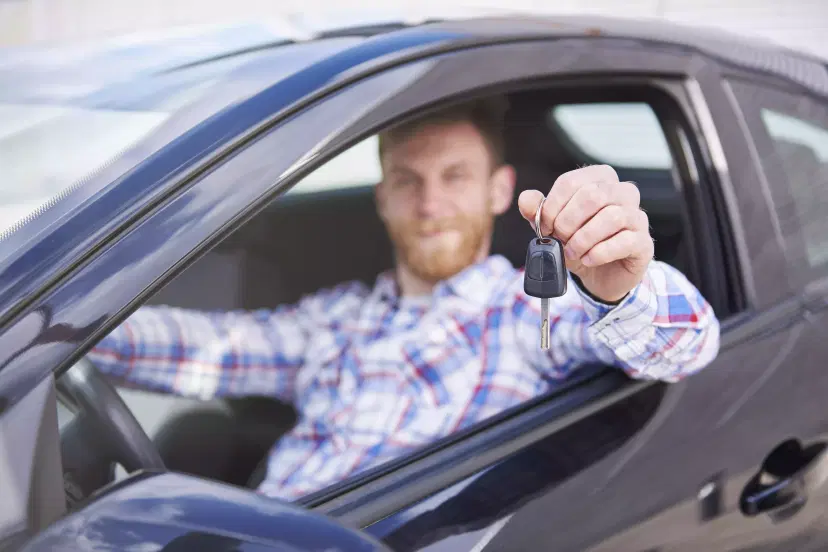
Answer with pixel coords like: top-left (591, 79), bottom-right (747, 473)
top-left (515, 164), bottom-right (720, 381)
top-left (514, 261), bottom-right (719, 381)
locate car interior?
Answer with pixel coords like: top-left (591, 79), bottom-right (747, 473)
top-left (59, 84), bottom-right (693, 494)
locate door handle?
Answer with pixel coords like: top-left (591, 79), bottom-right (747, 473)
top-left (740, 438), bottom-right (828, 523)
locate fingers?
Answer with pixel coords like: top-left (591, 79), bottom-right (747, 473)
top-left (582, 226), bottom-right (654, 268)
top-left (566, 205), bottom-right (650, 262)
top-left (553, 181), bottom-right (640, 242)
top-left (553, 181), bottom-right (608, 243)
top-left (518, 165), bottom-right (641, 240)
top-left (542, 165), bottom-right (620, 235)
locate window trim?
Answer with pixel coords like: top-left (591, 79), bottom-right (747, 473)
top-left (664, 79), bottom-right (746, 317)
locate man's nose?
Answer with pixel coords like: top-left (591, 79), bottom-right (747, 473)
top-left (417, 178), bottom-right (446, 217)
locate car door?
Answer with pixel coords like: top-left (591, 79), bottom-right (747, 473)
top-left (566, 66), bottom-right (828, 552)
top-left (294, 42), bottom-right (828, 552)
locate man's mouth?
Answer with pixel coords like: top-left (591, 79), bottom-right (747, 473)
top-left (415, 221), bottom-right (458, 235)
top-left (417, 227), bottom-right (459, 240)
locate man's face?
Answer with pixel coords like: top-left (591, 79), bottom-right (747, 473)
top-left (376, 120), bottom-right (515, 285)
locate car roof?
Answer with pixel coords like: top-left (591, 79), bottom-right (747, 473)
top-left (2, 9), bottom-right (825, 88)
top-left (0, 11), bottom-right (826, 329)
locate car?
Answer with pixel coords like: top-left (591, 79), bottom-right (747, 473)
top-left (1, 9), bottom-right (828, 552)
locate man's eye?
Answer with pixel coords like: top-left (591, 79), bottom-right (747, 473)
top-left (392, 176), bottom-right (415, 187)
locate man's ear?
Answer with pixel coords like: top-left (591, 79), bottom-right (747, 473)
top-left (489, 164), bottom-right (516, 216)
top-left (375, 179), bottom-right (388, 222)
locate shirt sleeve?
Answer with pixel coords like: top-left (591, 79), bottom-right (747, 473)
top-left (513, 260), bottom-right (720, 382)
top-left (86, 283), bottom-right (363, 402)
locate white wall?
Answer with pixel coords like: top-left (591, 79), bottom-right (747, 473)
top-left (1, 0), bottom-right (827, 59)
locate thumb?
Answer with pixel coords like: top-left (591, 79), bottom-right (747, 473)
top-left (517, 190), bottom-right (545, 226)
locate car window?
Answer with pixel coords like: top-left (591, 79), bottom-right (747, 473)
top-left (728, 80), bottom-right (828, 276)
top-left (549, 102), bottom-right (673, 169)
top-left (762, 108), bottom-right (828, 267)
top-left (762, 109), bottom-right (828, 161)
top-left (82, 91), bottom-right (691, 507)
top-left (287, 102), bottom-right (677, 196)
top-left (289, 135), bottom-right (381, 194)
top-left (288, 102), bottom-right (679, 198)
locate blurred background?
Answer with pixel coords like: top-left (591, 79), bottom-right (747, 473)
top-left (1, 0), bottom-right (827, 59)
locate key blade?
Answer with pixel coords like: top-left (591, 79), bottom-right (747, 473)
top-left (540, 298), bottom-right (549, 350)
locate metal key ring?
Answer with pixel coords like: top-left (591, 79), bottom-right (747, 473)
top-left (534, 197), bottom-right (546, 240)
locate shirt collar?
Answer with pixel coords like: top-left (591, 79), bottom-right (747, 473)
top-left (374, 255), bottom-right (515, 306)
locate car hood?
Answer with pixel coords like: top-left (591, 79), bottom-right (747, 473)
top-left (23, 472), bottom-right (391, 551)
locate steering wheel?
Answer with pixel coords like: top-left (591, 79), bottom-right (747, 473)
top-left (56, 357), bottom-right (165, 504)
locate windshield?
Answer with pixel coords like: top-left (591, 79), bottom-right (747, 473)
top-left (0, 38), bottom-right (357, 235)
top-left (1, 101), bottom-right (184, 234)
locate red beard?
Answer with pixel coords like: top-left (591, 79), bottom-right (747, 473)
top-left (385, 212), bottom-right (493, 284)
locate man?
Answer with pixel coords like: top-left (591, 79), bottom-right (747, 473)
top-left (89, 98), bottom-right (720, 500)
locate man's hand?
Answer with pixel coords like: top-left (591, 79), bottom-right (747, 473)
top-left (518, 165), bottom-right (653, 303)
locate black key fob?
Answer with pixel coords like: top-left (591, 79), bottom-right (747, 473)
top-left (523, 237), bottom-right (567, 298)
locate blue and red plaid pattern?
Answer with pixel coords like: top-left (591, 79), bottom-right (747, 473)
top-left (89, 255), bottom-right (719, 500)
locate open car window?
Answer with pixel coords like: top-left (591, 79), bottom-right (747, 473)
top-left (290, 102), bottom-right (677, 196)
top-left (65, 85), bottom-right (696, 507)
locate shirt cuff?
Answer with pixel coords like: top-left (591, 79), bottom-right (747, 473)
top-left (574, 271), bottom-right (659, 357)
top-left (570, 273), bottom-right (622, 317)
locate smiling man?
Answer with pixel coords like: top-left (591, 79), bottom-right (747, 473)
top-left (89, 97), bottom-right (720, 500)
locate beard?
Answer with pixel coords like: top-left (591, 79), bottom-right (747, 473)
top-left (385, 211), bottom-right (494, 284)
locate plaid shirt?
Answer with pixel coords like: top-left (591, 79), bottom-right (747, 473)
top-left (90, 255), bottom-right (719, 500)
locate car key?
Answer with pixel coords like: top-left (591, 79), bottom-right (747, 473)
top-left (525, 199), bottom-right (567, 349)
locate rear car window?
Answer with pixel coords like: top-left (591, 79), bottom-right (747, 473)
top-left (761, 108), bottom-right (828, 266)
top-left (728, 80), bottom-right (828, 275)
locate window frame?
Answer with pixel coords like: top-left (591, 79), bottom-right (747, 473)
top-left (4, 37), bottom-right (742, 533)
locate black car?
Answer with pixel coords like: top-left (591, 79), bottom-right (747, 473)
top-left (1, 11), bottom-right (828, 552)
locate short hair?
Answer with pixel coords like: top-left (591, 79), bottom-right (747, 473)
top-left (378, 96), bottom-right (508, 167)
